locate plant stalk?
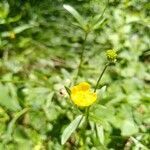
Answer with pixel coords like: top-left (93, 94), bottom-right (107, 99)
top-left (94, 62), bottom-right (110, 92)
top-left (74, 32), bottom-right (88, 84)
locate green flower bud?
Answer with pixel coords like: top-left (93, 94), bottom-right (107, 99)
top-left (106, 49), bottom-right (117, 62)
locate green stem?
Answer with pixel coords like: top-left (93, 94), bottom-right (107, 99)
top-left (80, 62), bottom-right (110, 144)
top-left (94, 62), bottom-right (110, 92)
top-left (79, 62), bottom-right (109, 145)
top-left (93, 62), bottom-right (110, 145)
top-left (80, 107), bottom-right (89, 147)
top-left (94, 0), bottom-right (109, 24)
top-left (74, 32), bottom-right (88, 84)
top-left (84, 107), bottom-right (89, 128)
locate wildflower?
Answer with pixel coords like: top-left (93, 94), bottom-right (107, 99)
top-left (106, 49), bottom-right (117, 62)
top-left (70, 82), bottom-right (97, 107)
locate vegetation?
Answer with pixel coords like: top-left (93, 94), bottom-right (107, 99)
top-left (0, 0), bottom-right (149, 149)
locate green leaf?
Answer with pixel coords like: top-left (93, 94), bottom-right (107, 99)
top-left (14, 24), bottom-right (33, 34)
top-left (63, 4), bottom-right (85, 28)
top-left (64, 86), bottom-right (71, 96)
top-left (7, 15), bottom-right (21, 23)
top-left (0, 107), bottom-right (9, 122)
top-left (93, 18), bottom-right (107, 30)
top-left (90, 0), bottom-right (109, 31)
top-left (61, 115), bottom-right (83, 145)
top-left (0, 84), bottom-right (21, 111)
top-left (96, 85), bottom-right (107, 97)
top-left (89, 105), bottom-right (114, 131)
top-left (1, 24), bottom-right (33, 38)
top-left (2, 108), bottom-right (28, 143)
top-left (90, 105), bottom-right (114, 120)
top-left (0, 2), bottom-right (9, 18)
top-left (96, 124), bottom-right (105, 145)
top-left (130, 137), bottom-right (149, 150)
top-left (121, 120), bottom-right (138, 136)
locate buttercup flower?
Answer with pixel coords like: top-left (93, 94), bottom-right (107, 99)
top-left (106, 49), bottom-right (117, 62)
top-left (70, 82), bottom-right (97, 107)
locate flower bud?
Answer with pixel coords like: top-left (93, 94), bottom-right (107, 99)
top-left (106, 49), bottom-right (117, 62)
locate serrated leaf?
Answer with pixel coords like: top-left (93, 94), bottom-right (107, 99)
top-left (0, 84), bottom-right (21, 111)
top-left (121, 120), bottom-right (138, 136)
top-left (90, 105), bottom-right (114, 120)
top-left (61, 115), bottom-right (83, 145)
top-left (63, 4), bottom-right (85, 28)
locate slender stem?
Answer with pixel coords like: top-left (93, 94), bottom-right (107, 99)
top-left (80, 62), bottom-right (109, 143)
top-left (95, 0), bottom-right (109, 24)
top-left (79, 107), bottom-right (89, 147)
top-left (74, 32), bottom-right (88, 84)
top-left (94, 62), bottom-right (110, 92)
top-left (93, 62), bottom-right (110, 145)
top-left (84, 107), bottom-right (89, 128)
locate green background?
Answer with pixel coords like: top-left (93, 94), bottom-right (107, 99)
top-left (0, 0), bottom-right (149, 149)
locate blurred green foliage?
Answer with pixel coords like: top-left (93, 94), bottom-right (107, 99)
top-left (0, 0), bottom-right (150, 149)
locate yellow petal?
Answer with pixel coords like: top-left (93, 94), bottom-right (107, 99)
top-left (71, 91), bottom-right (97, 107)
top-left (77, 82), bottom-right (90, 91)
top-left (70, 82), bottom-right (97, 107)
top-left (70, 86), bottom-right (78, 94)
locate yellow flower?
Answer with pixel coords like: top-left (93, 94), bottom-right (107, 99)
top-left (70, 82), bottom-right (97, 107)
top-left (106, 49), bottom-right (117, 62)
